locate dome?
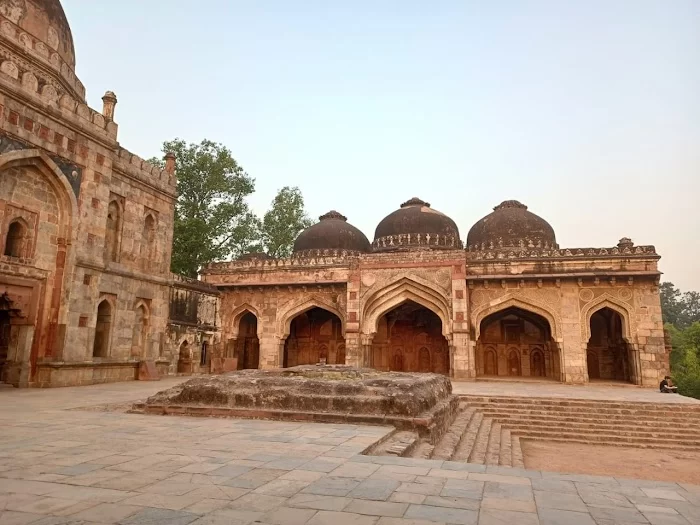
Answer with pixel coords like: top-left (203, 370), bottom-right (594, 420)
top-left (373, 198), bottom-right (461, 252)
top-left (293, 211), bottom-right (371, 257)
top-left (4, 1), bottom-right (75, 66)
top-left (467, 200), bottom-right (557, 251)
top-left (0, 1), bottom-right (84, 101)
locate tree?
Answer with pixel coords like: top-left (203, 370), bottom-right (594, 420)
top-left (660, 282), bottom-right (700, 329)
top-left (660, 282), bottom-right (683, 326)
top-left (260, 186), bottom-right (314, 258)
top-left (151, 139), bottom-right (259, 277)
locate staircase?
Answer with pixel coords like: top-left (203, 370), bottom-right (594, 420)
top-left (406, 395), bottom-right (700, 466)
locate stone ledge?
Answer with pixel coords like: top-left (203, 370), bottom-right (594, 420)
top-left (37, 359), bottom-right (139, 369)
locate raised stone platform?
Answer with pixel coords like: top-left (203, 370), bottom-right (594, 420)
top-left (133, 365), bottom-right (458, 442)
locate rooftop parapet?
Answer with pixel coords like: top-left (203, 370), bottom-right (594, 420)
top-left (467, 239), bottom-right (658, 261)
top-left (113, 147), bottom-right (176, 195)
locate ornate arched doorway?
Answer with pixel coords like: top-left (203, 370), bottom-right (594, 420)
top-left (587, 307), bottom-right (631, 382)
top-left (370, 300), bottom-right (449, 374)
top-left (476, 306), bottom-right (560, 380)
top-left (284, 307), bottom-right (345, 367)
top-left (235, 312), bottom-right (259, 369)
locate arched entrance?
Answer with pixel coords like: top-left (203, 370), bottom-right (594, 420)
top-left (284, 307), bottom-right (345, 367)
top-left (93, 300), bottom-right (113, 358)
top-left (236, 312), bottom-right (259, 369)
top-left (586, 307), bottom-right (631, 382)
top-left (370, 300), bottom-right (449, 374)
top-left (476, 306), bottom-right (561, 380)
top-left (177, 340), bottom-right (192, 374)
top-left (131, 304), bottom-right (148, 358)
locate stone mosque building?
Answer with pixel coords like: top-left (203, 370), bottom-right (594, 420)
top-left (203, 199), bottom-right (667, 387)
top-left (0, 1), bottom-right (668, 387)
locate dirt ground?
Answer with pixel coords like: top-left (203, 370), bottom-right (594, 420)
top-left (522, 440), bottom-right (700, 484)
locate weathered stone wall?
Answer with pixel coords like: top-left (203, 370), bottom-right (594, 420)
top-left (0, 13), bottom-right (177, 386)
top-left (164, 274), bottom-right (220, 377)
top-left (205, 246), bottom-right (666, 387)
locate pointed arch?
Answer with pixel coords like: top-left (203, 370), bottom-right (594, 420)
top-left (93, 299), bottom-right (113, 358)
top-left (472, 295), bottom-right (562, 342)
top-left (4, 217), bottom-right (30, 258)
top-left (278, 297), bottom-right (345, 339)
top-left (229, 303), bottom-right (263, 339)
top-left (361, 277), bottom-right (451, 338)
top-left (0, 150), bottom-right (78, 242)
top-left (581, 294), bottom-right (633, 342)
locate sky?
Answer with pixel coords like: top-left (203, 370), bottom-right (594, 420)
top-left (62, 0), bottom-right (699, 291)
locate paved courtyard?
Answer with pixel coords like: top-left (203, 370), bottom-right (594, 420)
top-left (0, 379), bottom-right (699, 525)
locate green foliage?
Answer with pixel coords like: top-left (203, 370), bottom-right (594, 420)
top-left (154, 139), bottom-right (258, 278)
top-left (260, 187), bottom-right (314, 258)
top-left (152, 140), bottom-right (315, 276)
top-left (669, 321), bottom-right (700, 399)
top-left (660, 282), bottom-right (700, 329)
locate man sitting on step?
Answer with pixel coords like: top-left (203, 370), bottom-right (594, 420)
top-left (660, 376), bottom-right (678, 393)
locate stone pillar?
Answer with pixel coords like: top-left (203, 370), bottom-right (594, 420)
top-left (344, 331), bottom-right (361, 367)
top-left (451, 332), bottom-right (472, 380)
top-left (562, 284), bottom-right (585, 384)
top-left (259, 335), bottom-right (283, 369)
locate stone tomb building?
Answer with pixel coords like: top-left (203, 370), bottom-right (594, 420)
top-left (0, 0), bottom-right (218, 386)
top-left (203, 200), bottom-right (667, 386)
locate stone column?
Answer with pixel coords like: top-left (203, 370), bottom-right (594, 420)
top-left (344, 332), bottom-right (361, 367)
top-left (259, 335), bottom-right (283, 369)
top-left (451, 332), bottom-right (472, 380)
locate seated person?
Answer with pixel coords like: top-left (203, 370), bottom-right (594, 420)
top-left (659, 375), bottom-right (678, 393)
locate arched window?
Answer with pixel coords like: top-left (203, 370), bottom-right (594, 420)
top-left (93, 300), bottom-right (113, 358)
top-left (484, 348), bottom-right (497, 375)
top-left (132, 304), bottom-right (148, 358)
top-left (104, 201), bottom-right (121, 263)
top-left (142, 214), bottom-right (156, 265)
top-left (4, 219), bottom-right (27, 258)
top-left (508, 349), bottom-right (521, 376)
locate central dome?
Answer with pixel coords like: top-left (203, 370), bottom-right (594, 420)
top-left (373, 198), bottom-right (461, 252)
top-left (293, 211), bottom-right (371, 257)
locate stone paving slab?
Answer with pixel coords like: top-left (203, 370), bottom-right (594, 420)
top-left (0, 379), bottom-right (699, 525)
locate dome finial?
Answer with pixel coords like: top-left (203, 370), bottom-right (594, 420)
top-left (400, 197), bottom-right (430, 208)
top-left (494, 200), bottom-right (527, 211)
top-left (319, 210), bottom-right (347, 221)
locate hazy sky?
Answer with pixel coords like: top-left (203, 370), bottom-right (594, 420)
top-left (62, 0), bottom-right (699, 291)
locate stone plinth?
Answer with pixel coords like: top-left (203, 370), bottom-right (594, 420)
top-left (134, 365), bottom-right (457, 441)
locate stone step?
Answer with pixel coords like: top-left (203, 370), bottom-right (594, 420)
top-left (511, 435), bottom-right (525, 468)
top-left (410, 441), bottom-right (434, 460)
top-left (510, 428), bottom-right (700, 448)
top-left (485, 416), bottom-right (700, 437)
top-left (460, 396), bottom-right (700, 413)
top-left (499, 427), bottom-right (512, 467)
top-left (513, 434), bottom-right (700, 452)
top-left (430, 406), bottom-right (476, 460)
top-left (468, 416), bottom-right (493, 464)
top-left (493, 420), bottom-right (700, 441)
top-left (485, 422), bottom-right (501, 465)
top-left (475, 409), bottom-right (700, 427)
top-left (464, 402), bottom-right (700, 420)
top-left (452, 410), bottom-right (483, 461)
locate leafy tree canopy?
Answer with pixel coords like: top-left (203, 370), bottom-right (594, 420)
top-left (259, 186), bottom-right (314, 258)
top-left (660, 282), bottom-right (700, 329)
top-left (151, 139), bottom-right (258, 278)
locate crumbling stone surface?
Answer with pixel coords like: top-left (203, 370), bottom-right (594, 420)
top-left (144, 365), bottom-right (452, 417)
